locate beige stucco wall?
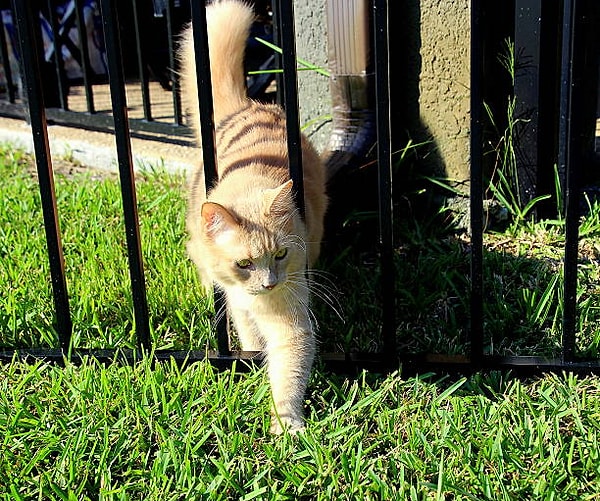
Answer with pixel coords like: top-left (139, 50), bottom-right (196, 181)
top-left (417, 0), bottom-right (471, 183)
top-left (294, 0), bottom-right (471, 183)
top-left (294, 2), bottom-right (331, 151)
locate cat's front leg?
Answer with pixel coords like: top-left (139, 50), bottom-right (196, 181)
top-left (261, 319), bottom-right (316, 434)
top-left (228, 304), bottom-right (263, 351)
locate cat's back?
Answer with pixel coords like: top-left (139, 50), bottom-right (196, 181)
top-left (212, 98), bottom-right (327, 265)
top-left (216, 100), bottom-right (325, 203)
top-left (183, 0), bottom-right (327, 265)
top-left (214, 101), bottom-right (289, 181)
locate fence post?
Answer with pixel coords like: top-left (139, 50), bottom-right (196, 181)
top-left (11, 0), bottom-right (73, 350)
top-left (272, 0), bottom-right (305, 216)
top-left (558, 0), bottom-right (582, 362)
top-left (99, 0), bottom-right (151, 352)
top-left (470, 0), bottom-right (485, 364)
top-left (373, 0), bottom-right (395, 360)
top-left (189, 0), bottom-right (230, 356)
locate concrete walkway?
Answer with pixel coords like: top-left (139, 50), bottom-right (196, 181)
top-left (0, 115), bottom-right (197, 175)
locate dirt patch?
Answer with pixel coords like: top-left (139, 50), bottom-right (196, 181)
top-left (24, 153), bottom-right (118, 182)
top-left (52, 158), bottom-right (118, 181)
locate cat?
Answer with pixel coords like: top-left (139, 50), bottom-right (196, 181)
top-left (178, 0), bottom-right (328, 434)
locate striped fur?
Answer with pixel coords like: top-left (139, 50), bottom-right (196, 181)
top-left (179, 0), bottom-right (327, 434)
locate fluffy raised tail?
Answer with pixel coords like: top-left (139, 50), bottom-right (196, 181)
top-left (179, 0), bottom-right (254, 139)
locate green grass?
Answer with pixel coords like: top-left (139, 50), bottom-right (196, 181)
top-left (2, 144), bottom-right (600, 498)
top-left (1, 358), bottom-right (600, 499)
top-left (0, 147), bottom-right (212, 351)
top-left (2, 144), bottom-right (599, 357)
top-left (316, 193), bottom-right (600, 358)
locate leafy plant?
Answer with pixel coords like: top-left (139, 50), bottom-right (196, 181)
top-left (484, 39), bottom-right (551, 228)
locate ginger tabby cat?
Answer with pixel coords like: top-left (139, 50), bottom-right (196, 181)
top-left (179, 0), bottom-right (328, 433)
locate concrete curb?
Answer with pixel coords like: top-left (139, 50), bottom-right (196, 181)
top-left (0, 116), bottom-right (195, 175)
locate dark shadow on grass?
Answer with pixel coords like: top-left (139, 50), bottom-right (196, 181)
top-left (317, 194), bottom-right (600, 364)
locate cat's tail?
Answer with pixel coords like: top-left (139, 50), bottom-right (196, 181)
top-left (179, 0), bottom-right (254, 138)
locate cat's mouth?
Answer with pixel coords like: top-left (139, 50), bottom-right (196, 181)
top-left (257, 284), bottom-right (278, 295)
top-left (249, 281), bottom-right (284, 296)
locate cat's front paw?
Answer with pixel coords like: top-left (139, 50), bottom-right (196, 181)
top-left (270, 414), bottom-right (305, 435)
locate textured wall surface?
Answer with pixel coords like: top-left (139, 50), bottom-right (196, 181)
top-left (417, 0), bottom-right (471, 182)
top-left (294, 0), bottom-right (471, 181)
top-left (293, 2), bottom-right (331, 152)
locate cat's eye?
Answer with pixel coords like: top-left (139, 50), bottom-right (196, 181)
top-left (236, 259), bottom-right (252, 269)
top-left (274, 248), bottom-right (287, 260)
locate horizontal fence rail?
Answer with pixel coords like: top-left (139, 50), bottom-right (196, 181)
top-left (0, 0), bottom-right (599, 375)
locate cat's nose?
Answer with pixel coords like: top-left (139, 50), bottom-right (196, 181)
top-left (262, 271), bottom-right (278, 290)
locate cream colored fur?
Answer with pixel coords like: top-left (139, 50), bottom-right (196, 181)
top-left (179, 0), bottom-right (327, 433)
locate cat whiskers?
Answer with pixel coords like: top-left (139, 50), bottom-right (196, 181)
top-left (281, 233), bottom-right (307, 254)
top-left (281, 277), bottom-right (317, 329)
top-left (306, 269), bottom-right (345, 322)
top-left (286, 269), bottom-right (344, 323)
top-left (211, 287), bottom-right (229, 329)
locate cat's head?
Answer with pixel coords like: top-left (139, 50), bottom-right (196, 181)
top-left (199, 180), bottom-right (306, 295)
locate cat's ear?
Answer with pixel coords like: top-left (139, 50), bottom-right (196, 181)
top-left (263, 180), bottom-right (293, 216)
top-left (201, 202), bottom-right (238, 243)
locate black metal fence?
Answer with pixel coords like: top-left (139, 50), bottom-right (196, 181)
top-left (0, 0), bottom-right (599, 375)
top-left (0, 0), bottom-right (275, 139)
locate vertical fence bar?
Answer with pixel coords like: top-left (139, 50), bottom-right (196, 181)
top-left (558, 0), bottom-right (580, 362)
top-left (513, 0), bottom-right (542, 202)
top-left (132, 0), bottom-right (153, 121)
top-left (373, 0), bottom-right (395, 358)
top-left (189, 0), bottom-right (230, 356)
top-left (270, 2), bottom-right (284, 107)
top-left (166, 0), bottom-right (183, 125)
top-left (273, 0), bottom-right (305, 215)
top-left (189, 1), bottom-right (217, 187)
top-left (45, 0), bottom-right (69, 110)
top-left (536, 0), bottom-right (562, 218)
top-left (0, 8), bottom-right (16, 103)
top-left (11, 0), bottom-right (73, 350)
top-left (99, 0), bottom-right (151, 351)
top-left (74, 0), bottom-right (96, 113)
top-left (469, 0), bottom-right (485, 364)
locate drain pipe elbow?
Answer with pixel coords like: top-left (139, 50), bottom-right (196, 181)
top-left (325, 0), bottom-right (376, 180)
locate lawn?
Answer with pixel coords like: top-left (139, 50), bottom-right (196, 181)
top-left (0, 147), bottom-right (211, 351)
top-left (1, 144), bottom-right (600, 499)
top-left (2, 357), bottom-right (600, 499)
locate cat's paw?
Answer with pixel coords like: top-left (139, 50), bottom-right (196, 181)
top-left (270, 415), bottom-right (305, 435)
